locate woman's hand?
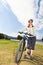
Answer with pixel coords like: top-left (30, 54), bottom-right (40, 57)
top-left (29, 33), bottom-right (33, 36)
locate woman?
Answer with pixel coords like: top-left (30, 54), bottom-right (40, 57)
top-left (22, 19), bottom-right (36, 60)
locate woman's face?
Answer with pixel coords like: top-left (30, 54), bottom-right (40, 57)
top-left (28, 21), bottom-right (33, 26)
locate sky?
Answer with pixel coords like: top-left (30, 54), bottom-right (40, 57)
top-left (0, 0), bottom-right (43, 39)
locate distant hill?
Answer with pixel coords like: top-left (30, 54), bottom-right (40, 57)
top-left (0, 33), bottom-right (17, 40)
top-left (36, 39), bottom-right (41, 41)
top-left (8, 36), bottom-right (17, 40)
top-left (4, 34), bottom-right (17, 40)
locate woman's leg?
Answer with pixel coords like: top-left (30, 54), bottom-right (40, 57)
top-left (24, 49), bottom-right (30, 55)
top-left (24, 49), bottom-right (30, 59)
top-left (24, 49), bottom-right (34, 56)
top-left (30, 50), bottom-right (34, 60)
top-left (24, 39), bottom-right (30, 58)
top-left (30, 50), bottom-right (34, 56)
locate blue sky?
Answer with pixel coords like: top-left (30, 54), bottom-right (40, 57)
top-left (0, 0), bottom-right (43, 39)
top-left (0, 1), bottom-right (24, 34)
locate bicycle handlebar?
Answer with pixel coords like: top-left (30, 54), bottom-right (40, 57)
top-left (18, 32), bottom-right (33, 36)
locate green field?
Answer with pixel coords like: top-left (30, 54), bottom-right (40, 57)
top-left (0, 40), bottom-right (43, 65)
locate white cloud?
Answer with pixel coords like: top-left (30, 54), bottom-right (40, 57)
top-left (34, 0), bottom-right (43, 30)
top-left (5, 0), bottom-right (34, 26)
top-left (39, 0), bottom-right (43, 16)
top-left (36, 32), bottom-right (43, 39)
top-left (34, 19), bottom-right (43, 30)
top-left (9, 32), bottom-right (18, 37)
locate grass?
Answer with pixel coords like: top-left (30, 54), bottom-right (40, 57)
top-left (0, 39), bottom-right (43, 65)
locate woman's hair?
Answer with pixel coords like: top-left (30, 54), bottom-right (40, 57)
top-left (28, 19), bottom-right (33, 22)
top-left (28, 25), bottom-right (34, 27)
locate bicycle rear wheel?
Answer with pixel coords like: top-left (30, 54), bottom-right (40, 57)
top-left (15, 39), bottom-right (25, 63)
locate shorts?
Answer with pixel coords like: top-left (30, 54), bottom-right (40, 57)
top-left (27, 37), bottom-right (36, 50)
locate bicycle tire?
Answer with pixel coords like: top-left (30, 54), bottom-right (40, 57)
top-left (15, 39), bottom-right (25, 63)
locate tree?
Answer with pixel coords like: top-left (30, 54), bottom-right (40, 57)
top-left (0, 33), bottom-right (4, 39)
top-left (17, 35), bottom-right (22, 40)
top-left (42, 38), bottom-right (43, 41)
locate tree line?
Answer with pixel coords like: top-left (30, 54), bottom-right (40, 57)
top-left (0, 33), bottom-right (10, 40)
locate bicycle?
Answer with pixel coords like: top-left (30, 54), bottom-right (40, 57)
top-left (15, 32), bottom-right (33, 63)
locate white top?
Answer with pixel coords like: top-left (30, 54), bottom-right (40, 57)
top-left (22, 26), bottom-right (36, 37)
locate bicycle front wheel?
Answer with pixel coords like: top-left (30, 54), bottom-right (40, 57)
top-left (15, 39), bottom-right (25, 63)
